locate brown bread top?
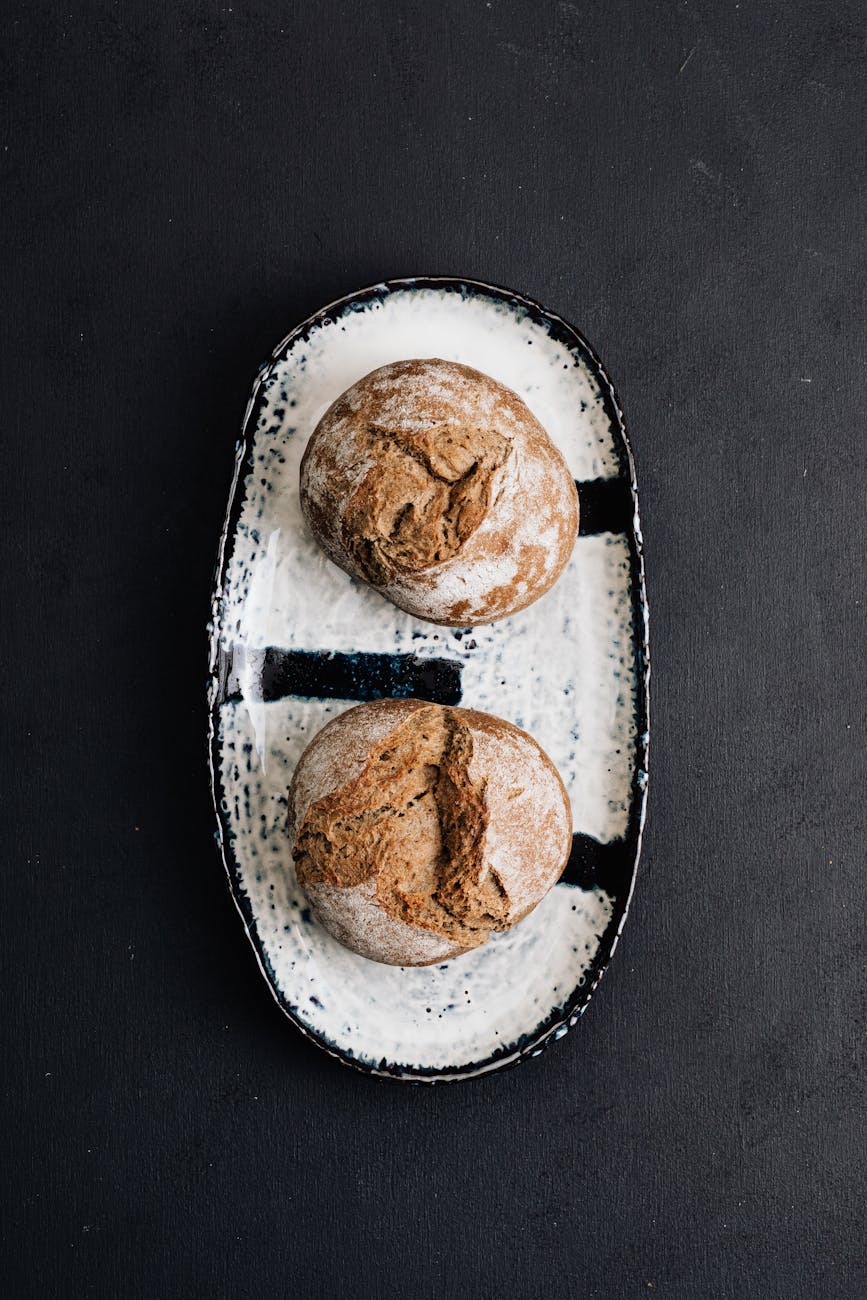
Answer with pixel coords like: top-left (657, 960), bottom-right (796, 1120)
top-left (288, 699), bottom-right (572, 966)
top-left (299, 359), bottom-right (579, 626)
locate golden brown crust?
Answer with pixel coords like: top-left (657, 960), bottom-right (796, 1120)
top-left (288, 699), bottom-right (572, 966)
top-left (299, 359), bottom-right (579, 626)
top-left (339, 421), bottom-right (512, 586)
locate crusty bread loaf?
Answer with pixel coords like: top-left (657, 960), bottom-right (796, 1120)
top-left (288, 698), bottom-right (572, 966)
top-left (299, 359), bottom-right (579, 626)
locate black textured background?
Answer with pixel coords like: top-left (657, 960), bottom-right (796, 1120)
top-left (3, 3), bottom-right (865, 1297)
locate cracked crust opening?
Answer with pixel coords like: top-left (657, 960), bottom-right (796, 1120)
top-left (299, 359), bottom-right (579, 626)
top-left (340, 422), bottom-right (512, 585)
top-left (293, 706), bottom-right (510, 952)
top-left (288, 699), bottom-right (572, 966)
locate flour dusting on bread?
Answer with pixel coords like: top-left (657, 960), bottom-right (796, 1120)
top-left (300, 359), bottom-right (579, 625)
top-left (288, 698), bottom-right (572, 966)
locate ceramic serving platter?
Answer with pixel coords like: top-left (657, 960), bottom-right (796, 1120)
top-left (207, 277), bottom-right (649, 1082)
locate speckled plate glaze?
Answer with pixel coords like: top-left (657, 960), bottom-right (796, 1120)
top-left (207, 278), bottom-right (649, 1082)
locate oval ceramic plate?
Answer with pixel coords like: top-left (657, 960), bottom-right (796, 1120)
top-left (207, 278), bottom-right (649, 1082)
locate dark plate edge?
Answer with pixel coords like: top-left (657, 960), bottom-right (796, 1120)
top-left (205, 275), bottom-right (651, 1084)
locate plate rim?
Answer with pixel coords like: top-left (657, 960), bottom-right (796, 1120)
top-left (206, 275), bottom-right (650, 1083)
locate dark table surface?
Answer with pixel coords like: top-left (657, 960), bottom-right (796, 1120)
top-left (3, 3), bottom-right (865, 1297)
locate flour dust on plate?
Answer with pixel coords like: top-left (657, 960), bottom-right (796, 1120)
top-left (207, 277), bottom-right (649, 1082)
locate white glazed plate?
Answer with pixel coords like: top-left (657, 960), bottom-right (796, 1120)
top-left (207, 278), bottom-right (649, 1082)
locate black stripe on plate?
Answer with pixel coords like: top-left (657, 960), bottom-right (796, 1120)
top-left (560, 832), bottom-right (634, 898)
top-left (219, 646), bottom-right (463, 706)
top-left (577, 477), bottom-right (634, 536)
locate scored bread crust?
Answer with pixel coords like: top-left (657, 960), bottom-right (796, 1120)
top-left (288, 699), bottom-right (572, 966)
top-left (299, 359), bottom-right (579, 626)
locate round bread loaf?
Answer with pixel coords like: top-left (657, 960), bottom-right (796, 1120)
top-left (288, 698), bottom-right (572, 966)
top-left (299, 359), bottom-right (579, 626)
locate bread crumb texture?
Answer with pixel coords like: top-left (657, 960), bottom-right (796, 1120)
top-left (299, 359), bottom-right (579, 625)
top-left (290, 699), bottom-right (571, 965)
top-left (342, 418), bottom-right (511, 584)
